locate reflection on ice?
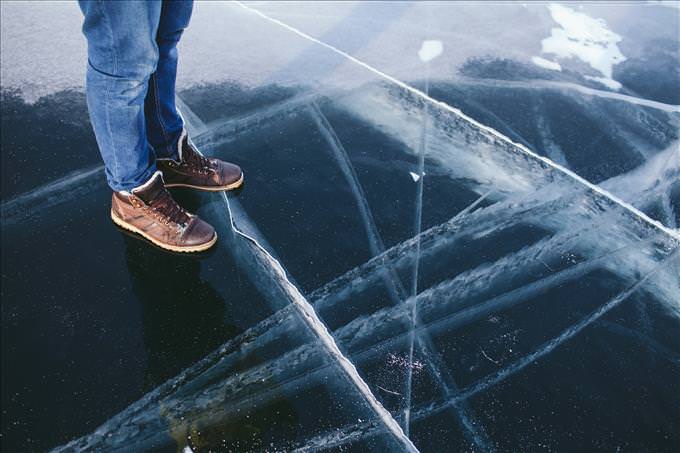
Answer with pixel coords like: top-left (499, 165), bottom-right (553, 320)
top-left (53, 193), bottom-right (411, 452)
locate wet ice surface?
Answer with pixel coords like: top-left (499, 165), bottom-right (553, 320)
top-left (2, 2), bottom-right (680, 452)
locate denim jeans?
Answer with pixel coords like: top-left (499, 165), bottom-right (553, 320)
top-left (78, 0), bottom-right (194, 192)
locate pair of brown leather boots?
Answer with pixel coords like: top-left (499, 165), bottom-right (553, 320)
top-left (110, 134), bottom-right (243, 253)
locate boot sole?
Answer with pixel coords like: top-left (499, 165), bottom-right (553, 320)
top-left (165, 173), bottom-right (244, 192)
top-left (110, 210), bottom-right (217, 253)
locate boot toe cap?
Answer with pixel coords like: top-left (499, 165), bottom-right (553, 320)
top-left (182, 216), bottom-right (216, 247)
top-left (216, 161), bottom-right (243, 185)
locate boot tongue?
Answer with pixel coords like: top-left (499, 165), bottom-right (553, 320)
top-left (177, 129), bottom-right (188, 161)
top-left (132, 172), bottom-right (165, 205)
top-left (181, 135), bottom-right (199, 162)
top-left (182, 136), bottom-right (212, 171)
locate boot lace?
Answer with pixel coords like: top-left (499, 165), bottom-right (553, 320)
top-left (148, 189), bottom-right (190, 226)
top-left (183, 143), bottom-right (214, 175)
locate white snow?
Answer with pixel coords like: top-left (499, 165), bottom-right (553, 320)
top-left (418, 40), bottom-right (443, 62)
top-left (531, 56), bottom-right (562, 71)
top-left (541, 3), bottom-right (626, 90)
top-left (583, 75), bottom-right (624, 90)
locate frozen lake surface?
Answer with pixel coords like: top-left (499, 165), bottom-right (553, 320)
top-left (1, 2), bottom-right (679, 452)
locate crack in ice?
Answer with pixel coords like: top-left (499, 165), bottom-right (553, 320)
top-left (232, 0), bottom-right (680, 243)
top-left (451, 76), bottom-right (680, 113)
top-left (308, 101), bottom-right (493, 450)
top-left (220, 191), bottom-right (419, 453)
top-left (1, 165), bottom-right (106, 225)
top-left (413, 249), bottom-right (679, 420)
top-left (186, 100), bottom-right (418, 451)
top-left (292, 244), bottom-right (678, 451)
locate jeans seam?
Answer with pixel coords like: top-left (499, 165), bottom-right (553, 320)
top-left (104, 75), bottom-right (121, 186)
top-left (98, 0), bottom-right (120, 184)
top-left (152, 73), bottom-right (172, 157)
top-left (98, 0), bottom-right (117, 76)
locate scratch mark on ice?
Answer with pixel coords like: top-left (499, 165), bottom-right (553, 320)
top-left (378, 385), bottom-right (402, 396)
top-left (480, 348), bottom-right (501, 366)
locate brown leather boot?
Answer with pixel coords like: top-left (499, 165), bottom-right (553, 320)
top-left (110, 172), bottom-right (217, 253)
top-left (157, 131), bottom-right (243, 191)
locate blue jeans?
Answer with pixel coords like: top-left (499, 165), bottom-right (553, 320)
top-left (78, 0), bottom-right (194, 192)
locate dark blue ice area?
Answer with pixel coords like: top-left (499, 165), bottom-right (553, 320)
top-left (2, 2), bottom-right (680, 452)
top-left (3, 80), bottom-right (680, 453)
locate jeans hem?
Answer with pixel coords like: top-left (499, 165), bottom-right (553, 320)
top-left (107, 164), bottom-right (158, 193)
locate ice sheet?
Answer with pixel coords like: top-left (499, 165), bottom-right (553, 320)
top-left (2, 2), bottom-right (679, 452)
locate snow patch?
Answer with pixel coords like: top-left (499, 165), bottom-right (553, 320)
top-left (540, 3), bottom-right (626, 90)
top-left (418, 40), bottom-right (443, 63)
top-left (531, 56), bottom-right (562, 71)
top-left (584, 75), bottom-right (623, 90)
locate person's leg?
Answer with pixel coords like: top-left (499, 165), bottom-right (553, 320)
top-left (80, 0), bottom-right (216, 253)
top-left (148, 0), bottom-right (243, 192)
top-left (145, 0), bottom-right (194, 160)
top-left (78, 0), bottom-right (162, 192)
